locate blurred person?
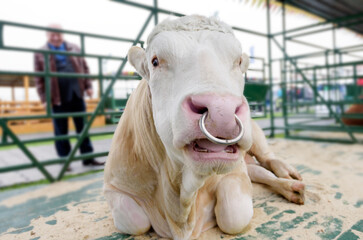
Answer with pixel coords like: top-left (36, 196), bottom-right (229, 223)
top-left (34, 24), bottom-right (104, 167)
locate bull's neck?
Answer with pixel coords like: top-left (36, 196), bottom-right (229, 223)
top-left (161, 158), bottom-right (207, 234)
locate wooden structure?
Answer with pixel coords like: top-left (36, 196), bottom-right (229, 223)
top-left (0, 75), bottom-right (105, 135)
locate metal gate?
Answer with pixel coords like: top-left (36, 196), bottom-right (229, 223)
top-left (1, 0), bottom-right (362, 183)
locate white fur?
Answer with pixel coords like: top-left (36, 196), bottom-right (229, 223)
top-left (133, 16), bottom-right (252, 171)
top-left (147, 15), bottom-right (234, 45)
top-left (105, 16), bottom-right (305, 240)
top-left (113, 15), bottom-right (257, 239)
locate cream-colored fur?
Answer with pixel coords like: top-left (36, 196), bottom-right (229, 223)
top-left (104, 15), bottom-right (304, 240)
top-left (104, 80), bottom-right (253, 239)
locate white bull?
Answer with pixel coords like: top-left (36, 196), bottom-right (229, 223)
top-left (104, 15), bottom-right (304, 240)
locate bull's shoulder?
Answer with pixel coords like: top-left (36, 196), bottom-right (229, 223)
top-left (105, 79), bottom-right (165, 197)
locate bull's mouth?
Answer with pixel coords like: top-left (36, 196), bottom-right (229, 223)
top-left (186, 138), bottom-right (239, 162)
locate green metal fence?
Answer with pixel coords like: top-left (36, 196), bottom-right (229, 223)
top-left (1, 0), bottom-right (362, 184)
top-left (0, 9), bottom-right (150, 182)
top-left (244, 57), bottom-right (269, 119)
top-left (0, 0), bottom-right (271, 183)
top-left (274, 0), bottom-right (363, 143)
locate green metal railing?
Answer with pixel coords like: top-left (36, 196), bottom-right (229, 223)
top-left (1, 0), bottom-right (362, 184)
top-left (245, 56), bottom-right (269, 119)
top-left (0, 8), bottom-right (151, 182)
top-left (275, 0), bottom-right (363, 143)
top-left (0, 0), bottom-right (274, 183)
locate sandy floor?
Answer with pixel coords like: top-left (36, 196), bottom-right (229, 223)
top-left (0, 138), bottom-right (362, 240)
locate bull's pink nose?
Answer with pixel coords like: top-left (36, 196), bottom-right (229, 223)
top-left (184, 94), bottom-right (243, 139)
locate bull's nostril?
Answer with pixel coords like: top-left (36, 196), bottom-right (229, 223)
top-left (188, 98), bottom-right (208, 114)
top-left (235, 106), bottom-right (241, 114)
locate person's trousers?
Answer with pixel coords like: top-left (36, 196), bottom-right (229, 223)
top-left (52, 95), bottom-right (93, 162)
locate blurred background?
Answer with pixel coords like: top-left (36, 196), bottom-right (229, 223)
top-left (0, 0), bottom-right (362, 187)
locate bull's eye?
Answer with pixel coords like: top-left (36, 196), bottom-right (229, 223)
top-left (152, 56), bottom-right (159, 67)
top-left (239, 57), bottom-right (242, 66)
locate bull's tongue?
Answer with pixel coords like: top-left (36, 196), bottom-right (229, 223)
top-left (195, 139), bottom-right (227, 152)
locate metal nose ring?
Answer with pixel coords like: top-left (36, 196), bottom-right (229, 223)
top-left (199, 112), bottom-right (244, 145)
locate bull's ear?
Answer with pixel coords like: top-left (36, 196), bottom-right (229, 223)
top-left (240, 53), bottom-right (250, 74)
top-left (128, 46), bottom-right (150, 80)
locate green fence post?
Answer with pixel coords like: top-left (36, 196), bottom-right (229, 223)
top-left (325, 51), bottom-right (331, 118)
top-left (44, 52), bottom-right (52, 116)
top-left (80, 34), bottom-right (85, 55)
top-left (262, 58), bottom-right (267, 118)
top-left (295, 71), bottom-right (299, 114)
top-left (98, 57), bottom-right (104, 113)
top-left (0, 23), bottom-right (3, 47)
top-left (281, 0), bottom-right (289, 137)
top-left (332, 26), bottom-right (338, 105)
top-left (289, 66), bottom-right (293, 112)
top-left (281, 61), bottom-right (289, 137)
top-left (267, 0), bottom-right (275, 138)
top-left (154, 0), bottom-right (158, 25)
top-left (1, 120), bottom-right (7, 144)
top-left (313, 67), bottom-right (317, 104)
top-left (354, 64), bottom-right (358, 101)
top-left (338, 53), bottom-right (344, 113)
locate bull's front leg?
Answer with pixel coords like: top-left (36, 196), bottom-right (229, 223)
top-left (215, 166), bottom-right (253, 234)
top-left (247, 120), bottom-right (305, 204)
top-left (103, 183), bottom-right (151, 235)
top-left (245, 154), bottom-right (305, 204)
top-left (249, 120), bottom-right (302, 180)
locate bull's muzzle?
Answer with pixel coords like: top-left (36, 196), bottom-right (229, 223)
top-left (199, 112), bottom-right (244, 145)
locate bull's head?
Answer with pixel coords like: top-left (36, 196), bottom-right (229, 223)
top-left (128, 15), bottom-right (252, 177)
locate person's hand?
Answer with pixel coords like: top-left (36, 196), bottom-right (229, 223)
top-left (86, 89), bottom-right (93, 98)
top-left (42, 102), bottom-right (47, 109)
